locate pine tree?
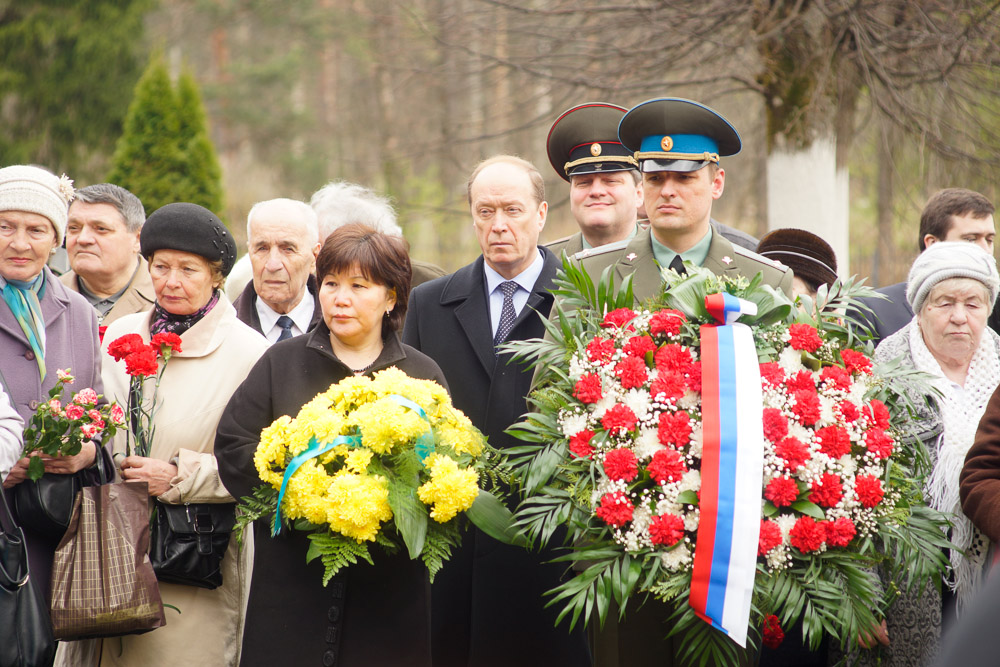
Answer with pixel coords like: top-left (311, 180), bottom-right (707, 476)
top-left (106, 58), bottom-right (187, 215)
top-left (175, 69), bottom-right (224, 215)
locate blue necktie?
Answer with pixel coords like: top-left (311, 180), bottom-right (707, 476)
top-left (276, 315), bottom-right (294, 342)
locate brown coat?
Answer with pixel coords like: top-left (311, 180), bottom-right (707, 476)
top-left (59, 256), bottom-right (155, 327)
top-left (962, 383), bottom-right (1000, 541)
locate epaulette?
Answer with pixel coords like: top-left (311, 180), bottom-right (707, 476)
top-left (543, 234), bottom-right (575, 248)
top-left (732, 243), bottom-right (788, 271)
top-left (572, 237), bottom-right (632, 261)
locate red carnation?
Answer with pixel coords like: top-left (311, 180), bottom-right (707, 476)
top-left (107, 333), bottom-right (145, 362)
top-left (647, 448), bottom-right (688, 483)
top-left (786, 370), bottom-right (816, 393)
top-left (775, 436), bottom-right (810, 471)
top-left (573, 374), bottom-right (603, 404)
top-left (124, 347), bottom-right (159, 377)
top-left (788, 323), bottom-right (823, 353)
top-left (604, 448), bottom-right (639, 482)
top-left (762, 408), bottom-right (789, 443)
top-left (586, 337), bottom-right (616, 364)
top-left (789, 516), bottom-right (826, 553)
top-left (855, 475), bottom-right (884, 508)
top-left (601, 308), bottom-right (637, 330)
top-left (841, 349), bottom-right (873, 375)
top-left (764, 476), bottom-right (799, 507)
top-left (864, 429), bottom-right (894, 459)
top-left (654, 344), bottom-right (693, 373)
top-left (615, 357), bottom-right (649, 390)
top-left (790, 388), bottom-right (821, 426)
top-left (623, 335), bottom-right (656, 359)
top-left (657, 410), bottom-right (692, 447)
top-left (809, 473), bottom-right (844, 508)
top-left (685, 361), bottom-right (702, 393)
top-left (568, 430), bottom-right (596, 459)
top-left (601, 404), bottom-right (638, 435)
top-left (595, 491), bottom-right (634, 527)
top-left (815, 425), bottom-right (851, 458)
top-left (649, 513), bottom-right (686, 546)
top-left (820, 366), bottom-right (852, 391)
top-left (864, 400), bottom-right (891, 429)
top-left (759, 362), bottom-right (786, 388)
top-left (649, 309), bottom-right (686, 337)
top-left (838, 400), bottom-right (860, 423)
top-left (650, 371), bottom-right (686, 402)
top-left (763, 615), bottom-right (785, 649)
top-left (824, 517), bottom-right (856, 547)
top-left (150, 332), bottom-right (183, 355)
top-left (758, 520), bottom-right (782, 556)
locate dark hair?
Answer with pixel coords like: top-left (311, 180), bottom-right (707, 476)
top-left (316, 223), bottom-right (411, 335)
top-left (919, 188), bottom-right (995, 251)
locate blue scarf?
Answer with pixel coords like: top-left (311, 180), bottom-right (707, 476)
top-left (1, 274), bottom-right (47, 380)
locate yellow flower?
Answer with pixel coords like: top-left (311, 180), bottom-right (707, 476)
top-left (349, 398), bottom-right (429, 454)
top-left (325, 471), bottom-right (393, 542)
top-left (344, 449), bottom-right (373, 474)
top-left (417, 454), bottom-right (480, 523)
top-left (436, 412), bottom-right (485, 457)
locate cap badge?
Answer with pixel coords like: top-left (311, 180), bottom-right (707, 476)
top-left (590, 143), bottom-right (602, 156)
top-left (660, 136), bottom-right (674, 151)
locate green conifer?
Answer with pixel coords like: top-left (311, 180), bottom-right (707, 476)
top-left (175, 69), bottom-right (224, 215)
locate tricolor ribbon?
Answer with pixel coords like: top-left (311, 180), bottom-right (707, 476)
top-left (689, 293), bottom-right (764, 647)
top-left (271, 394), bottom-right (436, 536)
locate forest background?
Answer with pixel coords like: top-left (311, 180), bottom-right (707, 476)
top-left (3, 0), bottom-right (1000, 285)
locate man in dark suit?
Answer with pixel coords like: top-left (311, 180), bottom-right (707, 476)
top-left (403, 155), bottom-right (591, 667)
top-left (233, 198), bottom-right (322, 342)
top-left (856, 188), bottom-right (997, 345)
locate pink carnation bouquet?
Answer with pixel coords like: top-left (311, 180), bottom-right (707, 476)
top-left (506, 261), bottom-right (949, 665)
top-left (20, 368), bottom-right (125, 481)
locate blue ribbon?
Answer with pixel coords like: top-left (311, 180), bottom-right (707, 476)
top-left (270, 394), bottom-right (436, 536)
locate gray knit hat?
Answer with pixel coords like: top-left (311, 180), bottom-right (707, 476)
top-left (906, 241), bottom-right (1000, 313)
top-left (0, 165), bottom-right (75, 245)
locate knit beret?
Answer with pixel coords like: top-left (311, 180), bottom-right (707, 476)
top-left (906, 241), bottom-right (1000, 313)
top-left (757, 228), bottom-right (838, 290)
top-left (140, 203), bottom-right (237, 277)
top-left (0, 165), bottom-right (75, 244)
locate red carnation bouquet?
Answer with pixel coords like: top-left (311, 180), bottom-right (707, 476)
top-left (20, 368), bottom-right (125, 481)
top-left (107, 332), bottom-right (182, 458)
top-left (507, 262), bottom-right (949, 665)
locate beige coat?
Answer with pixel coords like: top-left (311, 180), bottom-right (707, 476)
top-left (97, 297), bottom-right (267, 667)
top-left (59, 256), bottom-right (155, 327)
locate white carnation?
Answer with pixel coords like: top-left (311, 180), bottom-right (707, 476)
top-left (660, 543), bottom-right (692, 571)
top-left (778, 346), bottom-right (805, 373)
top-left (560, 412), bottom-right (589, 439)
top-left (634, 427), bottom-right (664, 461)
top-left (622, 388), bottom-right (652, 422)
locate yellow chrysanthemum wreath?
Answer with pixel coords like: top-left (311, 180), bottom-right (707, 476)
top-left (238, 368), bottom-right (516, 584)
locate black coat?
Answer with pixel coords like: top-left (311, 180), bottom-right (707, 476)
top-left (215, 324), bottom-right (447, 667)
top-left (402, 248), bottom-right (592, 667)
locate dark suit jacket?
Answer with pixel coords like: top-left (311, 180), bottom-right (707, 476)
top-left (232, 274), bottom-right (323, 337)
top-left (853, 281), bottom-right (913, 347)
top-left (403, 247), bottom-right (591, 667)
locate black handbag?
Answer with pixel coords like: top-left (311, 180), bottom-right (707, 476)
top-left (149, 500), bottom-right (236, 590)
top-left (0, 489), bottom-right (56, 667)
top-left (11, 447), bottom-right (110, 543)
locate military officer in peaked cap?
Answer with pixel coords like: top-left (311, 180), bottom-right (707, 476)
top-left (545, 103), bottom-right (643, 257)
top-left (581, 98), bottom-right (791, 667)
top-left (574, 97), bottom-right (792, 306)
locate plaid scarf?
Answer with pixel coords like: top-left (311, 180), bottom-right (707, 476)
top-left (150, 289), bottom-right (220, 336)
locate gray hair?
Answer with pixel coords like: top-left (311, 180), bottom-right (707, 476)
top-left (246, 198), bottom-right (319, 244)
top-left (309, 181), bottom-right (402, 241)
top-left (72, 183), bottom-right (146, 233)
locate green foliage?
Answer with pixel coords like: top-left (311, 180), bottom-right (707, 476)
top-left (306, 532), bottom-right (374, 586)
top-left (0, 0), bottom-right (152, 179)
top-left (107, 57), bottom-right (225, 218)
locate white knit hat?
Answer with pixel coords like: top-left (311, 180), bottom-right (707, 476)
top-left (906, 241), bottom-right (1000, 313)
top-left (0, 165), bottom-right (75, 244)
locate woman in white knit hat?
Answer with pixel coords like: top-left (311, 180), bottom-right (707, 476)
top-left (0, 164), bottom-right (110, 604)
top-left (851, 240), bottom-right (1000, 666)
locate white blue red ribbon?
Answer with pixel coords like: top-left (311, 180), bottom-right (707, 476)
top-left (689, 293), bottom-right (764, 647)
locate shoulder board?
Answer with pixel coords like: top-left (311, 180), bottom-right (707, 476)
top-left (731, 243), bottom-right (788, 271)
top-left (572, 237), bottom-right (632, 261)
top-left (543, 234), bottom-right (574, 248)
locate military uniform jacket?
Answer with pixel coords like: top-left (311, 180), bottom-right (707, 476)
top-left (576, 226), bottom-right (793, 302)
top-left (402, 247), bottom-right (591, 667)
top-left (545, 231), bottom-right (585, 259)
